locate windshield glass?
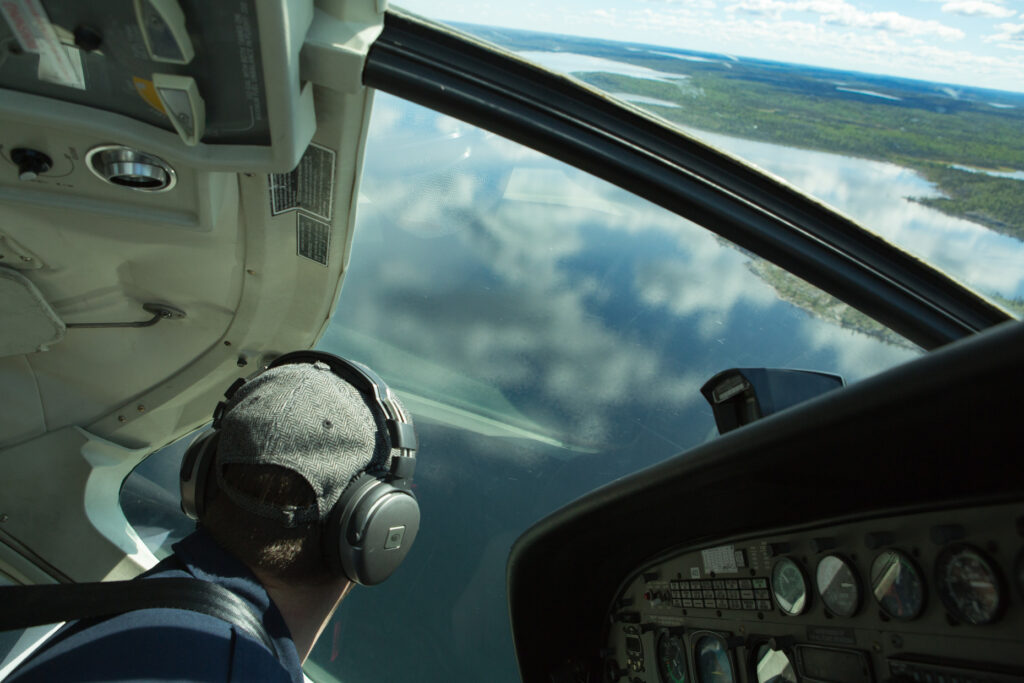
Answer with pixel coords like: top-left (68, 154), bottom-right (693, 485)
top-left (397, 1), bottom-right (1024, 315)
top-left (122, 90), bottom-right (919, 681)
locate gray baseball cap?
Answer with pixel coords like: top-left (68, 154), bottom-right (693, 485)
top-left (214, 360), bottom-right (403, 527)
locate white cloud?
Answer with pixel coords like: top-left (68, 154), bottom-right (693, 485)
top-left (986, 21), bottom-right (1024, 47)
top-left (727, 0), bottom-right (965, 39)
top-left (942, 1), bottom-right (1015, 18)
top-left (547, 5), bottom-right (1022, 89)
top-left (633, 253), bottom-right (776, 332)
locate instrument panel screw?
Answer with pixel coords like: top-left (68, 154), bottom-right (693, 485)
top-left (118, 415), bottom-right (127, 423)
top-left (891, 635), bottom-right (903, 649)
top-left (224, 340), bottom-right (232, 346)
top-left (246, 269), bottom-right (256, 275)
top-left (20, 256), bottom-right (32, 262)
top-left (0, 514), bottom-right (8, 523)
top-left (873, 642), bottom-right (882, 652)
top-left (136, 404), bottom-right (145, 412)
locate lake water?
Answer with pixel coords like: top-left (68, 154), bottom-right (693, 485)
top-left (608, 91), bottom-right (682, 108)
top-left (950, 164), bottom-right (1024, 180)
top-left (835, 87), bottom-right (902, 101)
top-left (517, 50), bottom-right (688, 81)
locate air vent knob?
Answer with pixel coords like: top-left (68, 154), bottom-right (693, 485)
top-left (11, 148), bottom-right (52, 181)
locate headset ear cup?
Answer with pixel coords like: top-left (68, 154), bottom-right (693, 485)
top-left (179, 430), bottom-right (219, 520)
top-left (326, 475), bottom-right (420, 585)
top-left (324, 493), bottom-right (349, 579)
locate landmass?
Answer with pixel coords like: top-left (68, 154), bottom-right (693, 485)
top-left (746, 259), bottom-right (918, 349)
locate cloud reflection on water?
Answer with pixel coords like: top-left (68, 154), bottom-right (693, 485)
top-left (325, 94), bottom-right (919, 456)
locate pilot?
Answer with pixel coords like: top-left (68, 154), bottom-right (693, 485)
top-left (8, 353), bottom-right (418, 682)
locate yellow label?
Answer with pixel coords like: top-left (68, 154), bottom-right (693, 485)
top-left (133, 76), bottom-right (167, 115)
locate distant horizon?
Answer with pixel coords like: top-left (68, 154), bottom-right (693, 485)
top-left (452, 19), bottom-right (1024, 98)
top-left (394, 0), bottom-right (1024, 94)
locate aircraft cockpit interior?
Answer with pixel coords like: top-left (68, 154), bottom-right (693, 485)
top-left (0, 1), bottom-right (1021, 682)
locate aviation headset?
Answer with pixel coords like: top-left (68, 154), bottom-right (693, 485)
top-left (179, 350), bottom-right (419, 586)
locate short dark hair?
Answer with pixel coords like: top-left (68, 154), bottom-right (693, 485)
top-left (202, 464), bottom-right (333, 583)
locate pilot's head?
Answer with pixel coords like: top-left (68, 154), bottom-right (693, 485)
top-left (201, 357), bottom-right (412, 585)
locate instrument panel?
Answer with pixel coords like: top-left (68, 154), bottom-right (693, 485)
top-left (604, 502), bottom-right (1024, 683)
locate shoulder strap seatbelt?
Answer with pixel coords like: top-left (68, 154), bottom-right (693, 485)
top-left (0, 578), bottom-right (278, 658)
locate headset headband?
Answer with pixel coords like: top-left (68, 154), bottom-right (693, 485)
top-left (267, 351), bottom-right (418, 455)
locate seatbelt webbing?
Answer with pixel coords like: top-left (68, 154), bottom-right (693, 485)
top-left (0, 578), bottom-right (277, 657)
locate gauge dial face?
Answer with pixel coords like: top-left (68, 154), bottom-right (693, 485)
top-left (771, 558), bottom-right (809, 616)
top-left (695, 635), bottom-right (734, 683)
top-left (657, 632), bottom-right (688, 683)
top-left (870, 550), bottom-right (925, 620)
top-left (754, 644), bottom-right (797, 683)
top-left (935, 544), bottom-right (1004, 625)
top-left (816, 555), bottom-right (861, 617)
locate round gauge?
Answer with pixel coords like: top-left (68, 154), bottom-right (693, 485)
top-left (771, 557), bottom-right (809, 616)
top-left (657, 631), bottom-right (688, 683)
top-left (816, 554), bottom-right (861, 617)
top-left (870, 550), bottom-right (925, 620)
top-left (935, 544), bottom-right (1005, 625)
top-left (753, 644), bottom-right (797, 683)
top-left (694, 634), bottom-right (735, 683)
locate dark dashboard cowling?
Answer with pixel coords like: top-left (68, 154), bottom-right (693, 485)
top-left (507, 320), bottom-right (1024, 683)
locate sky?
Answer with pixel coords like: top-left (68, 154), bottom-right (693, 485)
top-left (394, 0), bottom-right (1024, 92)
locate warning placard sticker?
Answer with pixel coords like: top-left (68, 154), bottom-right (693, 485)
top-left (269, 143), bottom-right (336, 221)
top-left (297, 214), bottom-right (330, 266)
top-left (1, 0), bottom-right (86, 89)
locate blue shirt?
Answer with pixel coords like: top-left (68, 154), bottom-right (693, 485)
top-left (8, 528), bottom-right (304, 682)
